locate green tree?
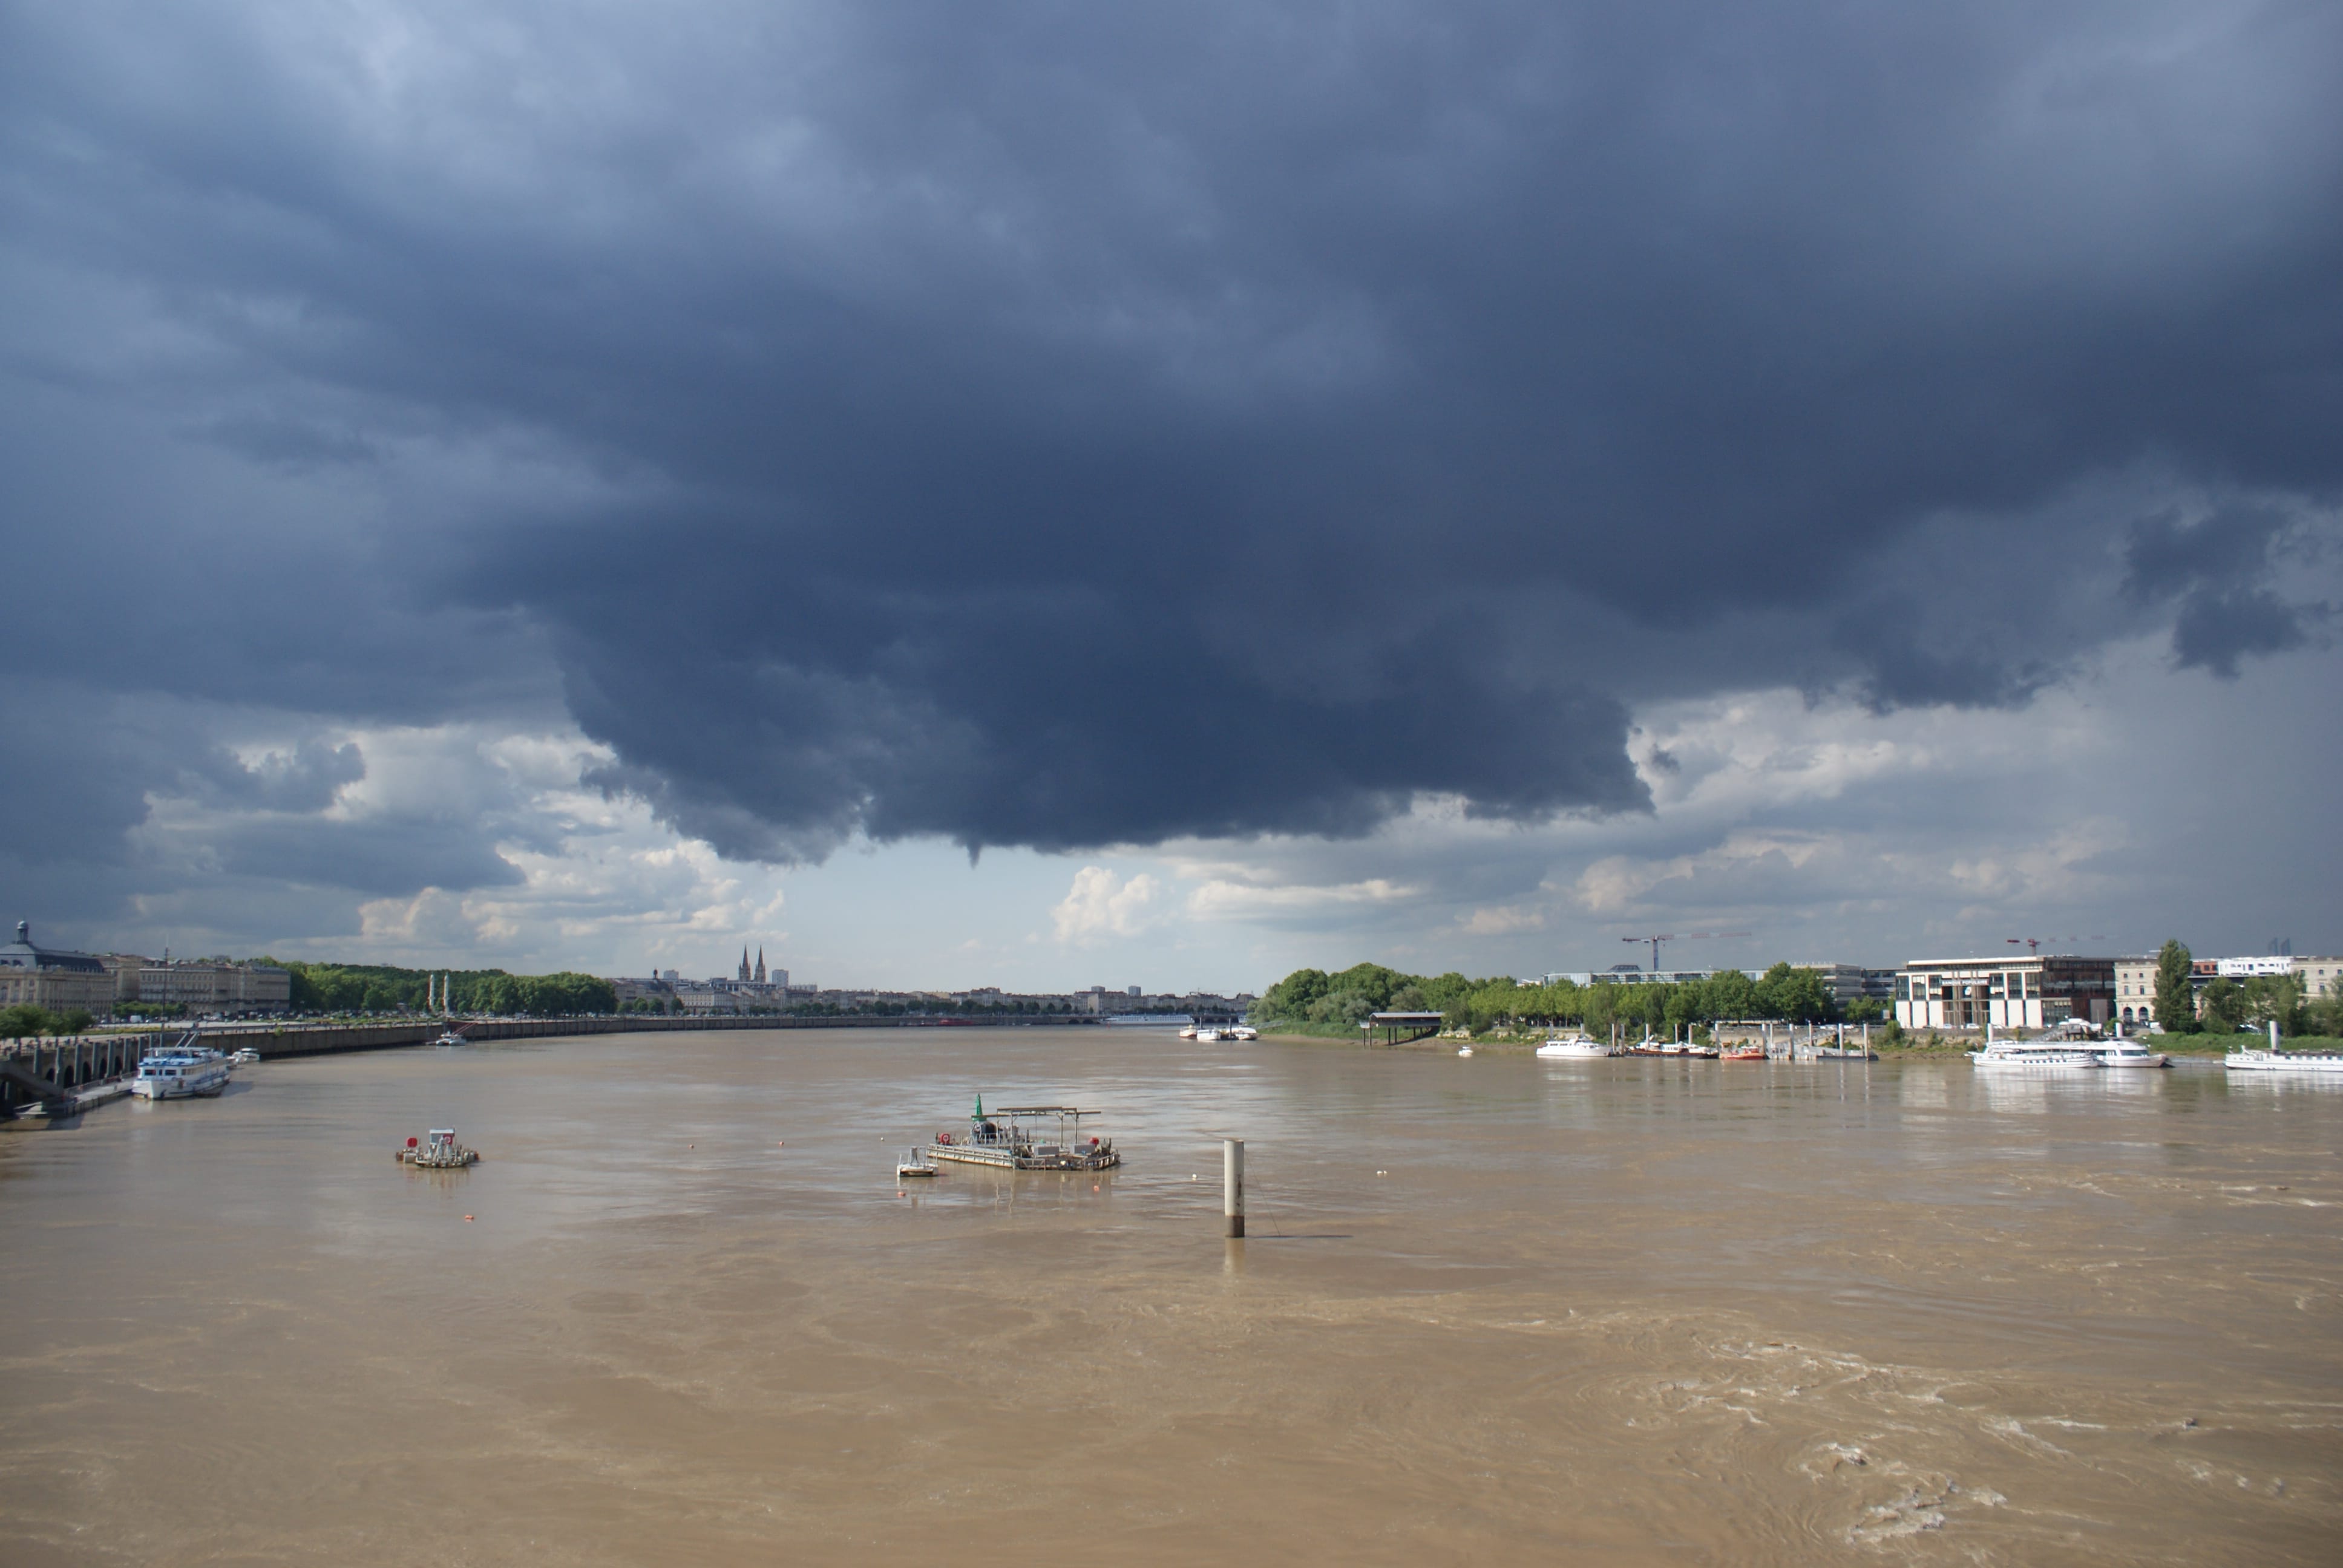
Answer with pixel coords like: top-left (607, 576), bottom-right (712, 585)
top-left (2, 1003), bottom-right (54, 1038)
top-left (1702, 968), bottom-right (1757, 1022)
top-left (54, 1007), bottom-right (94, 1035)
top-left (2241, 974), bottom-right (2304, 1037)
top-left (1754, 962), bottom-right (1837, 1024)
top-left (2199, 977), bottom-right (2247, 1033)
top-left (2152, 940), bottom-right (2196, 1034)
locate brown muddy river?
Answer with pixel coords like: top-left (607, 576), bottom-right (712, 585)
top-left (3, 1028), bottom-right (2338, 1564)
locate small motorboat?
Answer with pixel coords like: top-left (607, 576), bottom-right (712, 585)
top-left (1720, 1045), bottom-right (1766, 1061)
top-left (1227, 1024), bottom-right (1259, 1041)
top-left (229, 1047), bottom-right (261, 1065)
top-left (431, 1030), bottom-right (468, 1047)
top-left (1196, 1027), bottom-right (1224, 1042)
top-left (1457, 1045), bottom-right (1474, 1057)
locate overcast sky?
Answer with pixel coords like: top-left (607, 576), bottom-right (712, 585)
top-left (4, 1), bottom-right (2338, 990)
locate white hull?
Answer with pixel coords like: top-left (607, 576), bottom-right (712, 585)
top-left (2227, 1050), bottom-right (2343, 1074)
top-left (131, 1065), bottom-right (231, 1098)
top-left (1538, 1036), bottom-right (1614, 1059)
top-left (1970, 1045), bottom-right (2103, 1072)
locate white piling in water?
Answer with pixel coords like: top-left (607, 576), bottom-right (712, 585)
top-left (1224, 1138), bottom-right (1245, 1239)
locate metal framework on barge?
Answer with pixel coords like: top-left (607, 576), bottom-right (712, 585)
top-left (927, 1097), bottom-right (1121, 1171)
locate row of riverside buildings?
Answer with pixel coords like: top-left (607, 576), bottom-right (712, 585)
top-left (1899, 951), bottom-right (2340, 1032)
top-left (1544, 952), bottom-right (2342, 1031)
top-left (1, 923), bottom-right (292, 1017)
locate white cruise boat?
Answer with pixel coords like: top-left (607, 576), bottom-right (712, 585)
top-left (2226, 1046), bottom-right (2343, 1075)
top-left (130, 1051), bottom-right (232, 1099)
top-left (1537, 1033), bottom-right (1615, 1059)
top-left (2087, 1039), bottom-right (2169, 1069)
top-left (1968, 1041), bottom-right (2103, 1072)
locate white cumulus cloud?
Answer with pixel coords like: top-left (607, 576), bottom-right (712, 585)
top-left (1050, 866), bottom-right (1163, 946)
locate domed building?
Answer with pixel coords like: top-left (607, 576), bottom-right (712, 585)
top-left (0, 922), bottom-right (114, 1016)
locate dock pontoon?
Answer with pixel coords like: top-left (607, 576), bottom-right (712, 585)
top-left (927, 1097), bottom-right (1121, 1171)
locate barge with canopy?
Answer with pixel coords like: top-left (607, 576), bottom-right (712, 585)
top-left (928, 1097), bottom-right (1120, 1171)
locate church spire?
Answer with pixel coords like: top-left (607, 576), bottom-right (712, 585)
top-left (755, 947), bottom-right (766, 984)
top-left (739, 945), bottom-right (751, 982)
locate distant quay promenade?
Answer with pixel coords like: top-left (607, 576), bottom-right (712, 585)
top-left (0, 1011), bottom-right (1104, 1120)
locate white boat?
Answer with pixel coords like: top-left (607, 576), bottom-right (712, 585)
top-left (1177, 1025), bottom-right (1199, 1039)
top-left (2087, 1039), bottom-right (2169, 1069)
top-left (1536, 1033), bottom-right (1614, 1059)
top-left (431, 1031), bottom-right (468, 1047)
top-left (2226, 1046), bottom-right (2343, 1074)
top-left (229, 1047), bottom-right (261, 1065)
top-left (1196, 1027), bottom-right (1224, 1042)
top-left (1457, 1045), bottom-right (1473, 1057)
top-left (1227, 1024), bottom-right (1259, 1041)
top-left (1968, 1041), bottom-right (2103, 1071)
top-left (130, 1051), bottom-right (232, 1099)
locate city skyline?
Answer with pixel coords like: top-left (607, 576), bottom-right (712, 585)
top-left (3, 4), bottom-right (2338, 994)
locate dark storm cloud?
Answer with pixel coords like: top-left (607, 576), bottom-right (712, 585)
top-left (182, 739), bottom-right (365, 814)
top-left (2123, 504), bottom-right (2333, 676)
top-left (4, 1), bottom-right (2341, 861)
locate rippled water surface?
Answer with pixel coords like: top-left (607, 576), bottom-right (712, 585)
top-left (4, 1029), bottom-right (2338, 1564)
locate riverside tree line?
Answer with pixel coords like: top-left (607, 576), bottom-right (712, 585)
top-left (1253, 961), bottom-right (1859, 1039)
top-left (272, 961), bottom-right (617, 1017)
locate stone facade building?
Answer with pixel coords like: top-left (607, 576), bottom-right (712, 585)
top-left (0, 923), bottom-right (116, 1016)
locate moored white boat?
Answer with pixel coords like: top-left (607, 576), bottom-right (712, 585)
top-left (1536, 1033), bottom-right (1614, 1059)
top-left (2226, 1047), bottom-right (2343, 1074)
top-left (1227, 1024), bottom-right (1259, 1041)
top-left (1968, 1041), bottom-right (2103, 1071)
top-left (129, 1051), bottom-right (232, 1099)
top-left (2088, 1039), bottom-right (2169, 1069)
top-left (1196, 1027), bottom-right (1223, 1042)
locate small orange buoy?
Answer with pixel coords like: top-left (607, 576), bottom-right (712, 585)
top-left (464, 1214), bottom-right (474, 1221)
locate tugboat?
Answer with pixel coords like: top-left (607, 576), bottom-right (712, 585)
top-left (926, 1096), bottom-right (1120, 1171)
top-left (396, 1128), bottom-right (480, 1168)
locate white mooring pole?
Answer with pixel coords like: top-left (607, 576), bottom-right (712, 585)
top-left (1224, 1138), bottom-right (1245, 1239)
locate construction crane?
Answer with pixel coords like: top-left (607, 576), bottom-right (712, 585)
top-left (2005, 935), bottom-right (2108, 955)
top-left (1621, 931), bottom-right (1753, 972)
